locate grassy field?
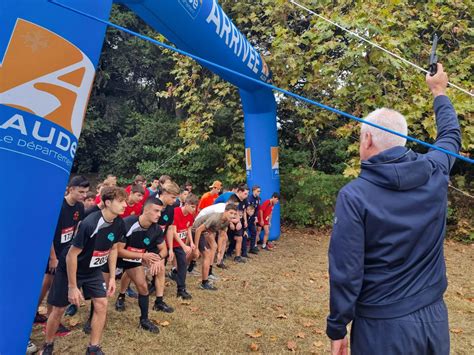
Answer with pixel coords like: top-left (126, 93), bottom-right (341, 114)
top-left (31, 227), bottom-right (474, 354)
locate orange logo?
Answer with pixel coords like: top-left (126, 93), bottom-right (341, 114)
top-left (271, 147), bottom-right (279, 170)
top-left (0, 19), bottom-right (95, 138)
top-left (245, 148), bottom-right (252, 171)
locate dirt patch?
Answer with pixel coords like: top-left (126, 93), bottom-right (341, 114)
top-left (31, 227), bottom-right (474, 354)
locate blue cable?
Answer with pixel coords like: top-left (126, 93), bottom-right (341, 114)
top-left (48, 0), bottom-right (473, 164)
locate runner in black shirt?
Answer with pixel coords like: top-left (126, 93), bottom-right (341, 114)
top-left (42, 187), bottom-right (127, 355)
top-left (226, 184), bottom-right (249, 262)
top-left (35, 176), bottom-right (89, 332)
top-left (113, 197), bottom-right (169, 333)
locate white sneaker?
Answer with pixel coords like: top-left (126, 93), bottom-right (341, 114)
top-left (208, 274), bottom-right (219, 281)
top-left (26, 340), bottom-right (37, 354)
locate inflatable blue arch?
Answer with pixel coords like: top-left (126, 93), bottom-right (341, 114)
top-left (0, 0), bottom-right (279, 351)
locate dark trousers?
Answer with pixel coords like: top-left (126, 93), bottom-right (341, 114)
top-left (173, 247), bottom-right (187, 290)
top-left (248, 223), bottom-right (257, 250)
top-left (351, 299), bottom-right (449, 355)
top-left (241, 234), bottom-right (248, 257)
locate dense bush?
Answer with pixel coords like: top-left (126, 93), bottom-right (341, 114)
top-left (281, 168), bottom-right (351, 227)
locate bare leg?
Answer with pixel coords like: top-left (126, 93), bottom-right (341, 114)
top-left (90, 297), bottom-right (108, 346)
top-left (44, 306), bottom-right (66, 343)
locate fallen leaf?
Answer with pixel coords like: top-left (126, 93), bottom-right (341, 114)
top-left (287, 340), bottom-right (297, 351)
top-left (313, 341), bottom-right (324, 348)
top-left (160, 321), bottom-right (170, 327)
top-left (450, 328), bottom-right (463, 334)
top-left (246, 329), bottom-right (263, 338)
top-left (276, 314), bottom-right (288, 319)
top-left (181, 300), bottom-right (191, 305)
top-left (242, 280), bottom-right (249, 289)
top-left (313, 328), bottom-right (324, 335)
top-left (466, 297), bottom-right (474, 302)
top-left (165, 281), bottom-right (171, 287)
top-left (296, 332), bottom-right (305, 339)
top-left (249, 343), bottom-right (259, 352)
top-left (189, 306), bottom-right (200, 312)
top-left (303, 321), bottom-right (314, 328)
top-left (270, 335), bottom-right (278, 341)
top-left (67, 317), bottom-right (80, 327)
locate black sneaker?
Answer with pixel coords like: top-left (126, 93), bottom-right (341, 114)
top-left (86, 345), bottom-right (105, 355)
top-left (234, 256), bottom-right (246, 263)
top-left (242, 254), bottom-right (251, 259)
top-left (199, 282), bottom-right (217, 291)
top-left (177, 289), bottom-right (192, 300)
top-left (168, 271), bottom-right (177, 282)
top-left (249, 247), bottom-right (259, 254)
top-left (55, 323), bottom-right (71, 337)
top-left (153, 301), bottom-right (174, 313)
top-left (139, 318), bottom-right (159, 334)
top-left (83, 318), bottom-right (91, 334)
top-left (42, 342), bottom-right (54, 355)
top-left (34, 312), bottom-right (48, 324)
top-left (115, 296), bottom-right (126, 312)
top-left (216, 262), bottom-right (228, 270)
top-left (65, 304), bottom-right (78, 316)
top-left (187, 260), bottom-right (196, 272)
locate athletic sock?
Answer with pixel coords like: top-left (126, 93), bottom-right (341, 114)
top-left (118, 293), bottom-right (125, 299)
top-left (138, 294), bottom-right (149, 320)
top-left (262, 243), bottom-right (266, 248)
top-left (187, 260), bottom-right (196, 272)
top-left (88, 302), bottom-right (95, 321)
top-left (209, 265), bottom-right (213, 276)
top-left (155, 296), bottom-right (163, 304)
top-left (202, 279), bottom-right (209, 285)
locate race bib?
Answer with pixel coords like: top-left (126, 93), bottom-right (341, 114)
top-left (177, 231), bottom-right (187, 240)
top-left (123, 246), bottom-right (145, 263)
top-left (89, 250), bottom-right (110, 268)
top-left (60, 226), bottom-right (74, 244)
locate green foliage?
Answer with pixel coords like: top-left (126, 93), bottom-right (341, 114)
top-left (281, 168), bottom-right (351, 227)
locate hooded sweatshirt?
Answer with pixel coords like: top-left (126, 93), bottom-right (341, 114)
top-left (326, 95), bottom-right (461, 340)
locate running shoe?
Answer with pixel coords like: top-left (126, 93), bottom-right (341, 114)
top-left (41, 342), bottom-right (54, 355)
top-left (177, 289), bottom-right (192, 300)
top-left (126, 286), bottom-right (138, 299)
top-left (83, 318), bottom-right (92, 335)
top-left (199, 282), bottom-right (217, 291)
top-left (86, 345), bottom-right (105, 355)
top-left (139, 318), bottom-right (159, 334)
top-left (115, 296), bottom-right (126, 312)
top-left (208, 273), bottom-right (220, 281)
top-left (153, 300), bottom-right (174, 313)
top-left (26, 340), bottom-right (37, 354)
top-left (234, 256), bottom-right (246, 263)
top-left (168, 271), bottom-right (177, 282)
top-left (216, 262), bottom-right (228, 269)
top-left (34, 312), bottom-right (48, 324)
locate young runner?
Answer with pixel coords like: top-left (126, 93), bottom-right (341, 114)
top-left (168, 194), bottom-right (199, 299)
top-left (192, 204), bottom-right (238, 290)
top-left (113, 197), bottom-right (168, 332)
top-left (259, 193), bottom-right (280, 250)
top-left (41, 187), bottom-right (127, 355)
top-left (35, 176), bottom-right (89, 335)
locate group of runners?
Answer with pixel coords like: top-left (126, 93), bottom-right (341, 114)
top-left (31, 174), bottom-right (279, 354)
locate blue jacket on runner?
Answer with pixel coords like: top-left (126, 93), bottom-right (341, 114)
top-left (326, 95), bottom-right (461, 340)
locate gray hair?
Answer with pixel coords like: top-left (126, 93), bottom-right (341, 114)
top-left (361, 108), bottom-right (408, 150)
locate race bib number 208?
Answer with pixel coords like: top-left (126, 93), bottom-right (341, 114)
top-left (89, 250), bottom-right (110, 268)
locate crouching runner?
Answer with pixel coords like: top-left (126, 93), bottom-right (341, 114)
top-left (114, 197), bottom-right (168, 333)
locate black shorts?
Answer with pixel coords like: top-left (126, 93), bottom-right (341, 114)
top-left (45, 257), bottom-right (55, 275)
top-left (198, 233), bottom-right (209, 253)
top-left (47, 268), bottom-right (107, 307)
top-left (117, 258), bottom-right (142, 270)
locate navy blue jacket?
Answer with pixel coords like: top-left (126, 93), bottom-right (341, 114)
top-left (326, 95), bottom-right (461, 340)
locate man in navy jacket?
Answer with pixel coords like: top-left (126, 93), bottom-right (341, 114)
top-left (327, 64), bottom-right (461, 355)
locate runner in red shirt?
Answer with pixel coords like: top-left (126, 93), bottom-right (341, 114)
top-left (125, 175), bottom-right (150, 205)
top-left (258, 192), bottom-right (280, 251)
top-left (121, 184), bottom-right (144, 218)
top-left (168, 194), bottom-right (199, 299)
